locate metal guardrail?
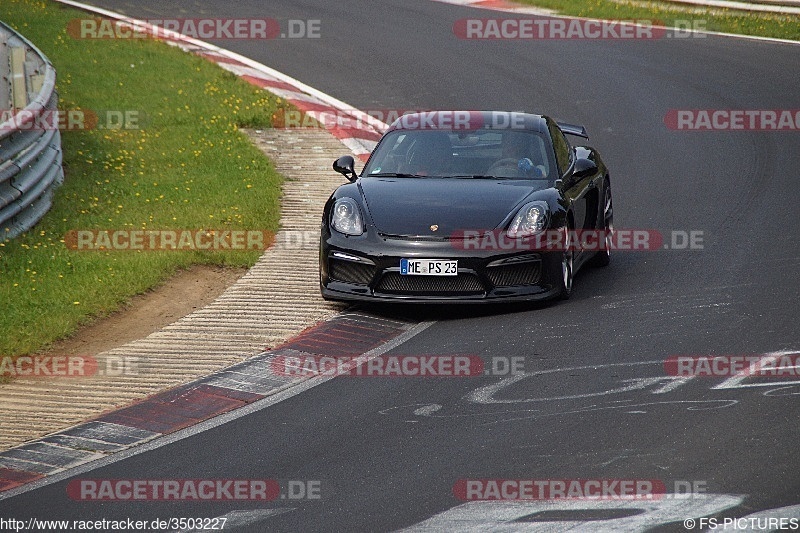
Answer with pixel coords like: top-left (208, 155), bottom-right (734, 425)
top-left (0, 20), bottom-right (64, 241)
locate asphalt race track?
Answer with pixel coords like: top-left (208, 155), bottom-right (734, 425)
top-left (3, 1), bottom-right (799, 531)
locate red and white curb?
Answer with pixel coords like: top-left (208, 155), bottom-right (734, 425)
top-left (55, 0), bottom-right (390, 161)
top-left (0, 313), bottom-right (427, 495)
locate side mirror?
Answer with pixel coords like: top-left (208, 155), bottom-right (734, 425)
top-left (333, 155), bottom-right (357, 182)
top-left (573, 157), bottom-right (598, 179)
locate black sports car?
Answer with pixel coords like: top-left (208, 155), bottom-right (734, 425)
top-left (319, 111), bottom-right (613, 304)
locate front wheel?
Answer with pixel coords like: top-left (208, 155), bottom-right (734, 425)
top-left (558, 225), bottom-right (574, 300)
top-left (590, 180), bottom-right (613, 267)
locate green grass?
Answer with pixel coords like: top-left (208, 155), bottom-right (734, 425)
top-left (0, 0), bottom-right (293, 356)
top-left (516, 0), bottom-right (800, 41)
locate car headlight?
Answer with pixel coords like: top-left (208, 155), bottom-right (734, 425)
top-left (507, 201), bottom-right (548, 238)
top-left (330, 197), bottom-right (364, 236)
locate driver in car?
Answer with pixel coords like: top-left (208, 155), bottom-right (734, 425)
top-left (492, 132), bottom-right (547, 178)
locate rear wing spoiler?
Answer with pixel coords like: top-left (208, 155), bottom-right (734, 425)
top-left (557, 122), bottom-right (589, 140)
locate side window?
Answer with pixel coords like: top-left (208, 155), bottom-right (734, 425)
top-left (548, 122), bottom-right (572, 177)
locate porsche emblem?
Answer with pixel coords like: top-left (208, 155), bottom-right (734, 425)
top-left (430, 224), bottom-right (439, 232)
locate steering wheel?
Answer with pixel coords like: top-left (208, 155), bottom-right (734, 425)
top-left (486, 158), bottom-right (525, 177)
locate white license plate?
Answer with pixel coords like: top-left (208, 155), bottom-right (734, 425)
top-left (400, 259), bottom-right (458, 276)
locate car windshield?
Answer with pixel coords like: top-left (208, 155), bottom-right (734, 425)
top-left (362, 129), bottom-right (555, 180)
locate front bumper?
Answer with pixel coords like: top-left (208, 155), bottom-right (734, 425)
top-left (320, 229), bottom-right (563, 304)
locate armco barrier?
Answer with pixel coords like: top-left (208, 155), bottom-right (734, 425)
top-left (0, 20), bottom-right (64, 241)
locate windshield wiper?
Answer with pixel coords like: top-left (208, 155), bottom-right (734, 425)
top-left (451, 174), bottom-right (511, 179)
top-left (368, 172), bottom-right (432, 178)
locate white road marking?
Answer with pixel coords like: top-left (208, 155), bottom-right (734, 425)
top-left (397, 495), bottom-right (744, 532)
top-left (467, 361), bottom-right (691, 404)
top-left (712, 350), bottom-right (800, 389)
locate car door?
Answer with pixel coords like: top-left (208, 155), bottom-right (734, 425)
top-left (548, 120), bottom-right (592, 261)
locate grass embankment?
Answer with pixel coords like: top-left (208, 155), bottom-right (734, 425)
top-left (0, 0), bottom-right (291, 356)
top-left (517, 0), bottom-right (800, 41)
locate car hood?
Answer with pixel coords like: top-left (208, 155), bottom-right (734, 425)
top-left (359, 177), bottom-right (543, 236)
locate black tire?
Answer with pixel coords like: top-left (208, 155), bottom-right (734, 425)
top-left (558, 225), bottom-right (574, 300)
top-left (590, 180), bottom-right (613, 267)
